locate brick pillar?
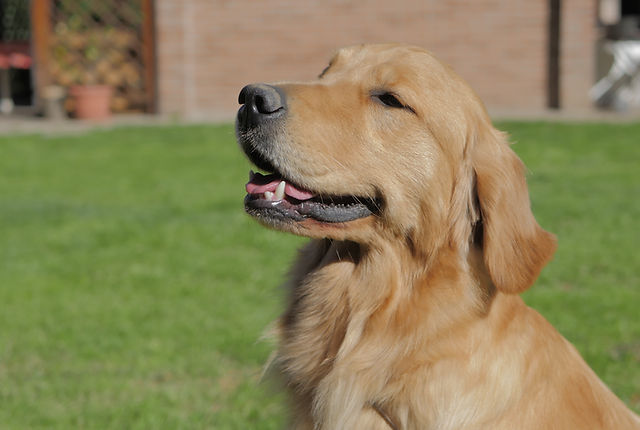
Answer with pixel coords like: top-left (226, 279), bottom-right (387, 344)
top-left (155, 0), bottom-right (187, 116)
top-left (560, 0), bottom-right (598, 110)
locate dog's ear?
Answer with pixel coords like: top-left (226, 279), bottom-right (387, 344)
top-left (471, 124), bottom-right (556, 294)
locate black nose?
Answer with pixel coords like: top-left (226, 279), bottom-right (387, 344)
top-left (237, 84), bottom-right (286, 128)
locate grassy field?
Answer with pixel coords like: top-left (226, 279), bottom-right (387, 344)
top-left (0, 122), bottom-right (638, 428)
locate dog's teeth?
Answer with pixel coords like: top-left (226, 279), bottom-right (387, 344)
top-left (275, 181), bottom-right (286, 200)
top-left (264, 191), bottom-right (274, 201)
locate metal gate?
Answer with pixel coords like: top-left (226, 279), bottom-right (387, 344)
top-left (0, 0), bottom-right (32, 112)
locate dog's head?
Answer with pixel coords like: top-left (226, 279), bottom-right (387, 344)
top-left (236, 44), bottom-right (556, 293)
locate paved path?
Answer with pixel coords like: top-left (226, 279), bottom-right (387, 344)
top-left (0, 108), bottom-right (638, 136)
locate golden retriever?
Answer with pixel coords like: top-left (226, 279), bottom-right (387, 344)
top-left (235, 44), bottom-right (640, 429)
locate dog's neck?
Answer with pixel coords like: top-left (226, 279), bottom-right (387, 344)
top-left (315, 237), bottom-right (494, 313)
top-left (276, 237), bottom-right (496, 415)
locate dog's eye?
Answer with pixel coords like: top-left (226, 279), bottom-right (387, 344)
top-left (372, 92), bottom-right (415, 113)
top-left (374, 93), bottom-right (404, 108)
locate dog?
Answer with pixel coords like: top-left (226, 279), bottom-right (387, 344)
top-left (235, 44), bottom-right (640, 429)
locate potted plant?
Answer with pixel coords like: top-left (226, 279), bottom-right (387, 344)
top-left (67, 38), bottom-right (113, 120)
top-left (50, 23), bottom-right (114, 120)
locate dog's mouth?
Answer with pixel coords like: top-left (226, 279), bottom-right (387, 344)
top-left (244, 170), bottom-right (380, 224)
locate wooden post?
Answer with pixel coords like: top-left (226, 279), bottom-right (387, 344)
top-left (141, 0), bottom-right (157, 113)
top-left (547, 0), bottom-right (561, 109)
top-left (30, 0), bottom-right (52, 109)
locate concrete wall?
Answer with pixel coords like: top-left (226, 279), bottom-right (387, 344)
top-left (155, 0), bottom-right (598, 120)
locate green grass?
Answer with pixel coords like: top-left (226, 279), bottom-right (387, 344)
top-left (0, 122), bottom-right (638, 428)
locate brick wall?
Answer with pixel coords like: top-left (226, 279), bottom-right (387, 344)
top-left (155, 0), bottom-right (598, 120)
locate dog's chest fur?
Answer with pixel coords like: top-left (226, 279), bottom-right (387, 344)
top-left (272, 239), bottom-right (501, 429)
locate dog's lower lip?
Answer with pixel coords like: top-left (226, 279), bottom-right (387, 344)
top-left (244, 192), bottom-right (379, 223)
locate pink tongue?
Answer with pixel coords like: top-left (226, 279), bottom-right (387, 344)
top-left (284, 182), bottom-right (316, 200)
top-left (245, 172), bottom-right (315, 201)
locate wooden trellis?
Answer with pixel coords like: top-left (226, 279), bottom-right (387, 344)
top-left (32, 0), bottom-right (155, 113)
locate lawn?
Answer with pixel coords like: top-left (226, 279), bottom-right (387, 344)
top-left (0, 121), bottom-right (638, 428)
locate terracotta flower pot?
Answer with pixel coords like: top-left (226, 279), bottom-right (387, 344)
top-left (69, 85), bottom-right (113, 120)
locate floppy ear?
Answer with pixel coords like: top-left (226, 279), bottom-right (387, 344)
top-left (472, 125), bottom-right (557, 294)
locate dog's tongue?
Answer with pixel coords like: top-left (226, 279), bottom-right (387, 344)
top-left (245, 171), bottom-right (315, 201)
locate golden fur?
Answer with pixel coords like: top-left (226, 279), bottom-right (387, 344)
top-left (240, 44), bottom-right (640, 429)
